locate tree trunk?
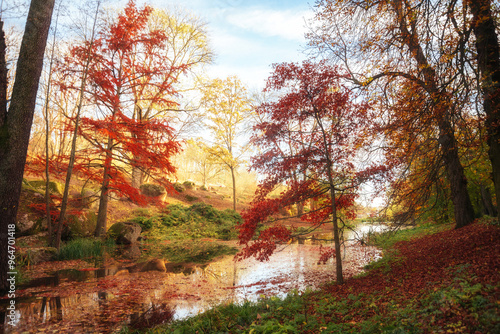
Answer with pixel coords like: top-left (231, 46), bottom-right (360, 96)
top-left (481, 184), bottom-right (497, 217)
top-left (438, 119), bottom-right (475, 228)
top-left (468, 0), bottom-right (500, 215)
top-left (95, 137), bottom-right (114, 237)
top-left (57, 1), bottom-right (100, 249)
top-left (392, 0), bottom-right (475, 228)
top-left (131, 166), bottom-right (143, 189)
top-left (230, 166), bottom-right (236, 211)
top-left (44, 6), bottom-right (60, 246)
top-left (329, 186), bottom-right (343, 284)
top-left (0, 0), bottom-right (55, 295)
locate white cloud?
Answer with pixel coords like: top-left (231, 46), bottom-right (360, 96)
top-left (224, 8), bottom-right (312, 41)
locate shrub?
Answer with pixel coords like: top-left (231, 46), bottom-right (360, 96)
top-left (183, 180), bottom-right (195, 189)
top-left (173, 182), bottom-right (184, 192)
top-left (142, 203), bottom-right (242, 240)
top-left (185, 194), bottom-right (198, 202)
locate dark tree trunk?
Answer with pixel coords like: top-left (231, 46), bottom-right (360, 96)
top-left (0, 0), bottom-right (55, 295)
top-left (95, 137), bottom-right (114, 237)
top-left (438, 120), bottom-right (475, 228)
top-left (468, 0), bottom-right (500, 215)
top-left (481, 184), bottom-right (497, 217)
top-left (392, 0), bottom-right (475, 229)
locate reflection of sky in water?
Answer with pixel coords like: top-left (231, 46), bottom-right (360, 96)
top-left (2, 223), bottom-right (385, 331)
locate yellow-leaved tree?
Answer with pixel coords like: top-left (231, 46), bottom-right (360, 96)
top-left (200, 76), bottom-right (252, 210)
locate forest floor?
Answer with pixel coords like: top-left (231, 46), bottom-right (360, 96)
top-left (142, 219), bottom-right (500, 333)
top-left (9, 177), bottom-right (500, 333)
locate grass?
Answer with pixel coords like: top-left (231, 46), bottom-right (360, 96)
top-left (135, 203), bottom-right (242, 241)
top-left (123, 220), bottom-right (499, 333)
top-left (367, 221), bottom-right (452, 250)
top-left (56, 238), bottom-right (115, 261)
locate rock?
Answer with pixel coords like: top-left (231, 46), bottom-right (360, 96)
top-left (17, 214), bottom-right (36, 235)
top-left (140, 183), bottom-right (166, 197)
top-left (24, 179), bottom-right (64, 195)
top-left (128, 258), bottom-right (166, 273)
top-left (107, 221), bottom-right (142, 244)
top-left (18, 247), bottom-right (57, 265)
top-left (119, 243), bottom-right (142, 260)
top-left (115, 269), bottom-right (130, 276)
top-left (140, 258), bottom-right (166, 272)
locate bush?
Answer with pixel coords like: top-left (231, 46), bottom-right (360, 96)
top-left (185, 194), bottom-right (198, 202)
top-left (66, 211), bottom-right (97, 238)
top-left (142, 203), bottom-right (242, 240)
top-left (183, 180), bottom-right (195, 189)
top-left (173, 182), bottom-right (184, 192)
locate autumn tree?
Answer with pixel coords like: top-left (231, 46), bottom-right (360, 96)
top-left (59, 1), bottom-right (183, 237)
top-left (0, 0), bottom-right (55, 294)
top-left (238, 61), bottom-right (378, 284)
top-left (467, 0), bottom-right (500, 215)
top-left (200, 76), bottom-right (252, 210)
top-left (129, 7), bottom-right (213, 187)
top-left (180, 139), bottom-right (224, 187)
top-left (309, 0), bottom-right (480, 228)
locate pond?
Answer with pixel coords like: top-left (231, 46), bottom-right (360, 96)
top-left (0, 222), bottom-right (385, 333)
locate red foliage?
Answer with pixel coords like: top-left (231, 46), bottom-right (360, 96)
top-left (317, 245), bottom-right (336, 264)
top-left (237, 60), bottom-right (385, 263)
top-left (44, 0), bottom-right (186, 206)
top-left (318, 222), bottom-right (500, 331)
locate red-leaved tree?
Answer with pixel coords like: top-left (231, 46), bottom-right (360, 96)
top-left (58, 0), bottom-right (183, 236)
top-left (238, 60), bottom-right (383, 284)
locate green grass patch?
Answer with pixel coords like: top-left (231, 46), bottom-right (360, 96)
top-left (56, 238), bottom-right (115, 261)
top-left (137, 203), bottom-right (242, 240)
top-left (368, 222), bottom-right (451, 250)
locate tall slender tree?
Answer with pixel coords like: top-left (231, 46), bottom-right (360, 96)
top-left (238, 61), bottom-right (380, 284)
top-left (0, 0), bottom-right (55, 295)
top-left (467, 0), bottom-right (500, 215)
top-left (200, 76), bottom-right (252, 211)
top-left (309, 0), bottom-right (477, 228)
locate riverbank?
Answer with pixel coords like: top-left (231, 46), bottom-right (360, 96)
top-left (138, 219), bottom-right (500, 333)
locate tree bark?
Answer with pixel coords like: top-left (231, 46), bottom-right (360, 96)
top-left (95, 136), bottom-right (114, 237)
top-left (56, 0), bottom-right (100, 249)
top-left (468, 0), bottom-right (500, 215)
top-left (230, 166), bottom-right (236, 211)
top-left (0, 0), bottom-right (55, 295)
top-left (393, 0), bottom-right (475, 228)
top-left (438, 119), bottom-right (475, 228)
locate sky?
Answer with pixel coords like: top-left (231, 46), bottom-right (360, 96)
top-left (145, 0), bottom-right (316, 91)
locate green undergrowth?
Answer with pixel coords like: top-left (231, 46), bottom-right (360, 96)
top-left (123, 220), bottom-right (499, 333)
top-left (368, 221), bottom-right (452, 250)
top-left (141, 240), bottom-right (238, 264)
top-left (56, 238), bottom-right (115, 261)
top-left (132, 203), bottom-right (242, 241)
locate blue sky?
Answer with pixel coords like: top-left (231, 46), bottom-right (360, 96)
top-left (4, 0), bottom-right (315, 91)
top-left (146, 0), bottom-right (315, 90)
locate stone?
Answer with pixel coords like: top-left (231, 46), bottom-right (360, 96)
top-left (140, 258), bottom-right (166, 272)
top-left (140, 183), bottom-right (166, 197)
top-left (107, 221), bottom-right (142, 244)
top-left (17, 214), bottom-right (36, 235)
top-left (18, 247), bottom-right (57, 265)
